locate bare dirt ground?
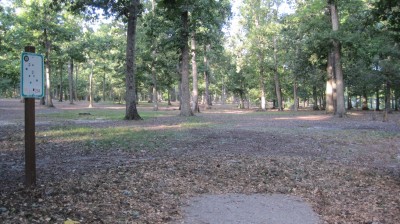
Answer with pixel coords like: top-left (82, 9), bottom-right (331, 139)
top-left (1, 99), bottom-right (400, 223)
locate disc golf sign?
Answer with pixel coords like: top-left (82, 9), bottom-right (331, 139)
top-left (21, 52), bottom-right (44, 98)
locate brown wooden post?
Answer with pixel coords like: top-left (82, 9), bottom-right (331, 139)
top-left (24, 46), bottom-right (36, 187)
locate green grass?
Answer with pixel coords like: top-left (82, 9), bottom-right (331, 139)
top-left (38, 115), bottom-right (214, 152)
top-left (38, 109), bottom-right (175, 120)
top-left (39, 125), bottom-right (192, 151)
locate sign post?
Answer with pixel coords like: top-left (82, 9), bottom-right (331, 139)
top-left (21, 46), bottom-right (44, 187)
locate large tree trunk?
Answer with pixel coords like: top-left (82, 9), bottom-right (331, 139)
top-left (329, 0), bottom-right (345, 117)
top-left (204, 44), bottom-right (212, 109)
top-left (44, 28), bottom-right (54, 107)
top-left (191, 34), bottom-right (200, 113)
top-left (179, 11), bottom-right (193, 116)
top-left (273, 37), bottom-right (282, 111)
top-left (68, 59), bottom-right (74, 104)
top-left (125, 1), bottom-right (142, 120)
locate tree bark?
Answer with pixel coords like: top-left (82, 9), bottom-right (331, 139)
top-left (124, 1), bottom-right (142, 120)
top-left (151, 52), bottom-right (158, 111)
top-left (204, 44), bottom-right (212, 109)
top-left (89, 62), bottom-right (93, 108)
top-left (273, 37), bottom-right (282, 111)
top-left (293, 80), bottom-right (298, 111)
top-left (329, 0), bottom-right (345, 117)
top-left (191, 34), bottom-right (200, 113)
top-left (102, 66), bottom-right (106, 102)
top-left (178, 11), bottom-right (193, 116)
top-left (313, 85), bottom-right (319, 110)
top-left (68, 59), bottom-right (74, 104)
top-left (75, 63), bottom-right (79, 101)
top-left (58, 63), bottom-right (63, 102)
top-left (44, 28), bottom-right (54, 107)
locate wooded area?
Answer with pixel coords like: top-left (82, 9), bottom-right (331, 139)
top-left (1, 0), bottom-right (399, 117)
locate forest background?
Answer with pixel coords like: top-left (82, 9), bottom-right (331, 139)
top-left (0, 0), bottom-right (399, 117)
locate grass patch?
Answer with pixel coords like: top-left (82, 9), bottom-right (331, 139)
top-left (38, 121), bottom-right (208, 152)
top-left (38, 109), bottom-right (175, 120)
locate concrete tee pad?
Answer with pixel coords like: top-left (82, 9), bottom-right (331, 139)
top-left (180, 194), bottom-right (320, 224)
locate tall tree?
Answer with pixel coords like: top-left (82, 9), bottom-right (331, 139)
top-left (66, 0), bottom-right (142, 120)
top-left (328, 0), bottom-right (345, 117)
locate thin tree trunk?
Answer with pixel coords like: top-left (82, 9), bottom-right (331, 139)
top-left (313, 85), bottom-right (319, 110)
top-left (273, 37), bottom-right (282, 111)
top-left (152, 63), bottom-right (158, 111)
top-left (75, 63), bottom-right (79, 101)
top-left (204, 44), bottom-right (212, 109)
top-left (293, 80), bottom-right (298, 111)
top-left (383, 81), bottom-right (390, 122)
top-left (395, 88), bottom-right (399, 111)
top-left (362, 86), bottom-right (369, 110)
top-left (329, 0), bottom-right (345, 117)
top-left (376, 88), bottom-right (380, 110)
top-left (124, 1), bottom-right (141, 120)
top-left (59, 63), bottom-right (63, 102)
top-left (260, 61), bottom-right (266, 110)
top-left (89, 62), bottom-right (93, 108)
top-left (191, 34), bottom-right (200, 113)
top-left (44, 28), bottom-right (54, 107)
top-left (102, 66), bottom-right (106, 102)
top-left (68, 59), bottom-right (74, 104)
top-left (347, 94), bottom-right (352, 110)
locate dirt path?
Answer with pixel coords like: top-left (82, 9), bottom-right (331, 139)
top-left (1, 99), bottom-right (400, 223)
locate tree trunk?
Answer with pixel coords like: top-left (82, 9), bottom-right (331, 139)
top-left (75, 63), bottom-right (79, 101)
top-left (273, 37), bottom-right (282, 111)
top-left (44, 28), bottom-right (54, 107)
top-left (178, 10), bottom-right (193, 116)
top-left (204, 44), bottom-right (212, 109)
top-left (59, 64), bottom-right (63, 102)
top-left (68, 59), bottom-right (74, 104)
top-left (375, 88), bottom-right (380, 111)
top-left (395, 88), bottom-right (399, 111)
top-left (362, 87), bottom-right (369, 110)
top-left (89, 62), bottom-right (94, 108)
top-left (124, 1), bottom-right (142, 120)
top-left (102, 66), bottom-right (106, 102)
top-left (329, 0), bottom-right (345, 117)
top-left (313, 85), bottom-right (319, 110)
top-left (151, 52), bottom-right (158, 111)
top-left (293, 81), bottom-right (298, 111)
top-left (347, 94), bottom-right (352, 110)
top-left (191, 34), bottom-right (200, 113)
top-left (326, 51), bottom-right (335, 113)
top-left (260, 62), bottom-right (266, 110)
top-left (385, 80), bottom-right (391, 112)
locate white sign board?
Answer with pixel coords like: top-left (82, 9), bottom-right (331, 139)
top-left (21, 52), bottom-right (44, 98)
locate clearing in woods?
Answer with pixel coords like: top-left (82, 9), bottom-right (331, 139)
top-left (0, 99), bottom-right (399, 223)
